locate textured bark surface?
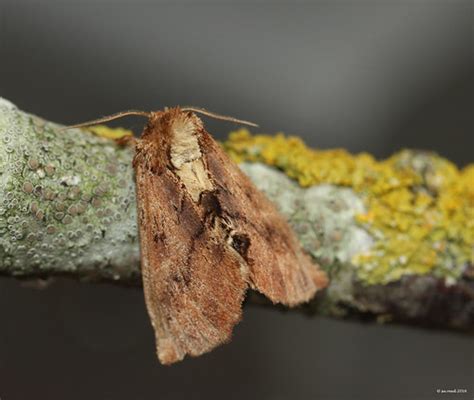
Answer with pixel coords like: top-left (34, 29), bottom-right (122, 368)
top-left (0, 98), bottom-right (472, 334)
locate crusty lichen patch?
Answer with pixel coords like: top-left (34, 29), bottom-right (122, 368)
top-left (0, 99), bottom-right (139, 280)
top-left (223, 129), bottom-right (474, 285)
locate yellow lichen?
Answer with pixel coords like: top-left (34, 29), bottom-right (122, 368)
top-left (223, 129), bottom-right (474, 285)
top-left (88, 125), bottom-right (133, 140)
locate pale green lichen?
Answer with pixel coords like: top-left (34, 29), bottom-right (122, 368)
top-left (0, 98), bottom-right (139, 280)
top-left (224, 129), bottom-right (474, 285)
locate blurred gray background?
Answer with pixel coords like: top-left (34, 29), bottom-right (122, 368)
top-left (0, 2), bottom-right (472, 400)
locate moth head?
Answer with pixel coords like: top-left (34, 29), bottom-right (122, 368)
top-left (146, 107), bottom-right (203, 141)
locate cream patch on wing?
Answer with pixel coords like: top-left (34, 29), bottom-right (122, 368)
top-left (170, 114), bottom-right (213, 202)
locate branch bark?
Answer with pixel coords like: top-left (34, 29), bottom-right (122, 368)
top-left (0, 98), bottom-right (472, 333)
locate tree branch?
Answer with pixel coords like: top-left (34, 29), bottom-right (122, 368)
top-left (0, 98), bottom-right (472, 332)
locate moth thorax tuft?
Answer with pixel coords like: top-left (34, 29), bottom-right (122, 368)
top-left (169, 114), bottom-right (202, 169)
top-left (169, 113), bottom-right (213, 201)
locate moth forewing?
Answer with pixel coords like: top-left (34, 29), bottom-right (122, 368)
top-left (132, 107), bottom-right (327, 364)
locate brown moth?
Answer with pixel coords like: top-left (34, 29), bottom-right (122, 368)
top-left (70, 107), bottom-right (328, 364)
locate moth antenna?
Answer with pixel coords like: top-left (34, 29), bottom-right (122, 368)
top-left (181, 106), bottom-right (258, 128)
top-left (63, 110), bottom-right (151, 130)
